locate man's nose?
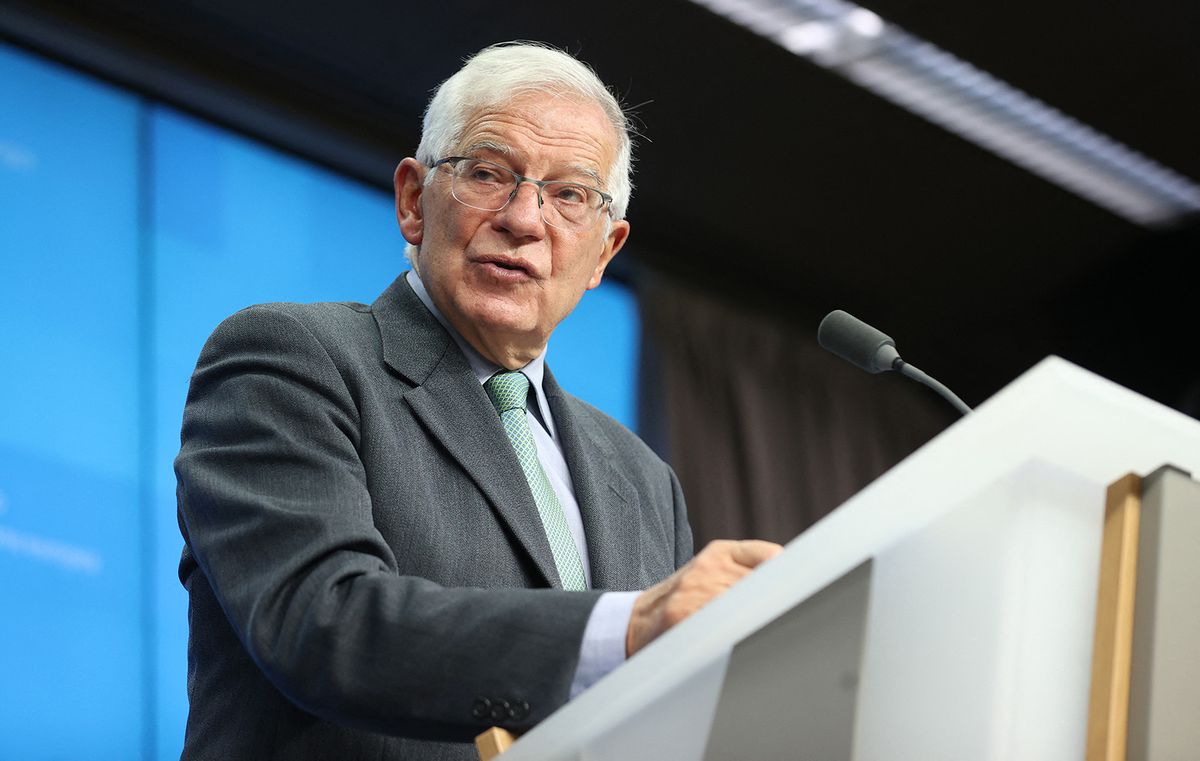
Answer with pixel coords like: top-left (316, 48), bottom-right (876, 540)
top-left (493, 181), bottom-right (547, 236)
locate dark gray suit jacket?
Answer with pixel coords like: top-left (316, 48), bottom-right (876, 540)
top-left (175, 275), bottom-right (692, 760)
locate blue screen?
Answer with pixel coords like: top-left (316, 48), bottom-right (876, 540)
top-left (0, 43), bottom-right (145, 759)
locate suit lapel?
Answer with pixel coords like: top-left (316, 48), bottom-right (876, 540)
top-left (544, 370), bottom-right (642, 591)
top-left (372, 275), bottom-right (562, 589)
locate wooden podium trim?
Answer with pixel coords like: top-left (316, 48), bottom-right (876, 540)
top-left (1086, 473), bottom-right (1143, 761)
top-left (475, 727), bottom-right (516, 760)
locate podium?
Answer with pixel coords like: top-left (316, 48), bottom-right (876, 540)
top-left (494, 358), bottom-right (1200, 761)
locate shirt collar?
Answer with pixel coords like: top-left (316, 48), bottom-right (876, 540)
top-left (405, 269), bottom-right (556, 437)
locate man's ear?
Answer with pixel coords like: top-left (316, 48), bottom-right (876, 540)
top-left (587, 218), bottom-right (630, 290)
top-left (395, 158), bottom-right (426, 246)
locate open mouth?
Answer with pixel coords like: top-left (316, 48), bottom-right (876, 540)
top-left (478, 257), bottom-right (534, 278)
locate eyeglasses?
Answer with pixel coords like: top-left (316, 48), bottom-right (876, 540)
top-left (431, 157), bottom-right (613, 231)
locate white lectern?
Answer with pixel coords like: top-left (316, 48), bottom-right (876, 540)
top-left (489, 358), bottom-right (1200, 761)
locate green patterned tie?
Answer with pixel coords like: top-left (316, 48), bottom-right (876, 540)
top-left (484, 371), bottom-right (588, 591)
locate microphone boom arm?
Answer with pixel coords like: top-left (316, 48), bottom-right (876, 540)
top-left (894, 359), bottom-right (972, 416)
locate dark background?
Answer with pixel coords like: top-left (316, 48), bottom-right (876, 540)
top-left (4, 0), bottom-right (1198, 412)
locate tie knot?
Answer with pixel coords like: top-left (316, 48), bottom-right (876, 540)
top-left (484, 371), bottom-right (531, 414)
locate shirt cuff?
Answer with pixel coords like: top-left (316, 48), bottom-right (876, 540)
top-left (569, 590), bottom-right (640, 699)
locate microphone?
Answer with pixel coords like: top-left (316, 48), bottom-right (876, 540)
top-left (818, 309), bottom-right (972, 416)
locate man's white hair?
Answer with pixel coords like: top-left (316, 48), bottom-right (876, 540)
top-left (414, 41), bottom-right (634, 221)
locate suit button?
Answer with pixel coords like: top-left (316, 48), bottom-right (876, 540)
top-left (508, 700), bottom-right (530, 720)
top-left (471, 697), bottom-right (491, 719)
top-left (490, 699), bottom-right (510, 722)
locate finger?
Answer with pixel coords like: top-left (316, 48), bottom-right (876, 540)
top-left (728, 539), bottom-right (784, 569)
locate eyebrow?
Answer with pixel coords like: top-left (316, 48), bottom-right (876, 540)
top-left (461, 141), bottom-right (606, 189)
top-left (463, 140), bottom-right (513, 158)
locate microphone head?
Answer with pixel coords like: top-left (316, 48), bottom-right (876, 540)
top-left (818, 309), bottom-right (901, 374)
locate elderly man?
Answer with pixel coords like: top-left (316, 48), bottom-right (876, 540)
top-left (175, 42), bottom-right (780, 760)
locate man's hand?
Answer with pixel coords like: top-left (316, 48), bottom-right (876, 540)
top-left (626, 539), bottom-right (784, 656)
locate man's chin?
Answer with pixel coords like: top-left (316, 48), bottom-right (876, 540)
top-left (453, 299), bottom-right (541, 344)
top-left (472, 314), bottom-right (542, 345)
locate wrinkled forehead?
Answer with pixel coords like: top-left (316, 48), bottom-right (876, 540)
top-left (456, 91), bottom-right (619, 185)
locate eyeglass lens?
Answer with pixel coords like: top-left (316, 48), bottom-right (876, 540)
top-left (445, 159), bottom-right (605, 229)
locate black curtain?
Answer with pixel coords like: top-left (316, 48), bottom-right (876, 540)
top-left (638, 274), bottom-right (956, 547)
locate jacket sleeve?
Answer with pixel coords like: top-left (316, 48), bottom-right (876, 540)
top-left (175, 305), bottom-right (602, 742)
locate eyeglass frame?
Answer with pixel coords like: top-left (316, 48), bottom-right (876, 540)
top-left (430, 156), bottom-right (614, 229)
